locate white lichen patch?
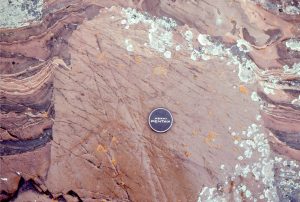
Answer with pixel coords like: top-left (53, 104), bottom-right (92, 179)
top-left (190, 50), bottom-right (200, 61)
top-left (198, 187), bottom-right (227, 202)
top-left (198, 124), bottom-right (280, 202)
top-left (251, 91), bottom-right (261, 102)
top-left (276, 160), bottom-right (300, 200)
top-left (256, 0), bottom-right (300, 15)
top-left (284, 5), bottom-right (300, 15)
top-left (216, 15), bottom-right (223, 25)
top-left (263, 86), bottom-right (275, 95)
top-left (237, 39), bottom-right (252, 53)
top-left (122, 8), bottom-right (176, 54)
top-left (182, 29), bottom-right (194, 51)
top-left (229, 55), bottom-right (257, 83)
top-left (197, 34), bottom-right (213, 46)
top-left (195, 34), bottom-right (257, 83)
top-left (291, 95), bottom-right (300, 106)
top-left (199, 119), bottom-right (300, 201)
top-left (0, 0), bottom-right (43, 28)
top-left (121, 8), bottom-right (258, 83)
top-left (256, 114), bottom-right (261, 121)
top-left (120, 19), bottom-right (127, 24)
top-left (163, 50), bottom-right (171, 59)
top-left (124, 39), bottom-right (134, 52)
top-left (245, 190), bottom-right (252, 198)
top-left (285, 39), bottom-right (300, 52)
top-left (237, 155), bottom-right (244, 161)
top-left (283, 63), bottom-right (300, 75)
top-left (184, 30), bottom-right (193, 42)
top-left (201, 54), bottom-right (211, 61)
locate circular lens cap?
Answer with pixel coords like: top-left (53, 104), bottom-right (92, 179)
top-left (148, 108), bottom-right (173, 133)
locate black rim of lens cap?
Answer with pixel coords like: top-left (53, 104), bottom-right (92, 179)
top-left (148, 107), bottom-right (173, 133)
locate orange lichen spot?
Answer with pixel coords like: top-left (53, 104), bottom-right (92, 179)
top-left (111, 136), bottom-right (118, 143)
top-left (239, 85), bottom-right (248, 94)
top-left (134, 55), bottom-right (142, 64)
top-left (153, 65), bottom-right (168, 76)
top-left (111, 158), bottom-right (117, 166)
top-left (208, 110), bottom-right (213, 117)
top-left (97, 52), bottom-right (108, 60)
top-left (117, 63), bottom-right (126, 69)
top-left (204, 131), bottom-right (217, 144)
top-left (184, 151), bottom-right (192, 158)
top-left (41, 111), bottom-right (48, 118)
top-left (96, 144), bottom-right (107, 153)
top-left (233, 135), bottom-right (241, 142)
top-left (175, 101), bottom-right (181, 105)
top-left (192, 129), bottom-right (199, 136)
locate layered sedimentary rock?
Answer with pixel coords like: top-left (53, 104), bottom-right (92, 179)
top-left (0, 0), bottom-right (300, 201)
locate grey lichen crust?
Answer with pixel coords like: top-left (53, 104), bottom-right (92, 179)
top-left (0, 0), bottom-right (43, 29)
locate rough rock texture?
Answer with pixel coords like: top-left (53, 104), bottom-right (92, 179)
top-left (0, 0), bottom-right (300, 201)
